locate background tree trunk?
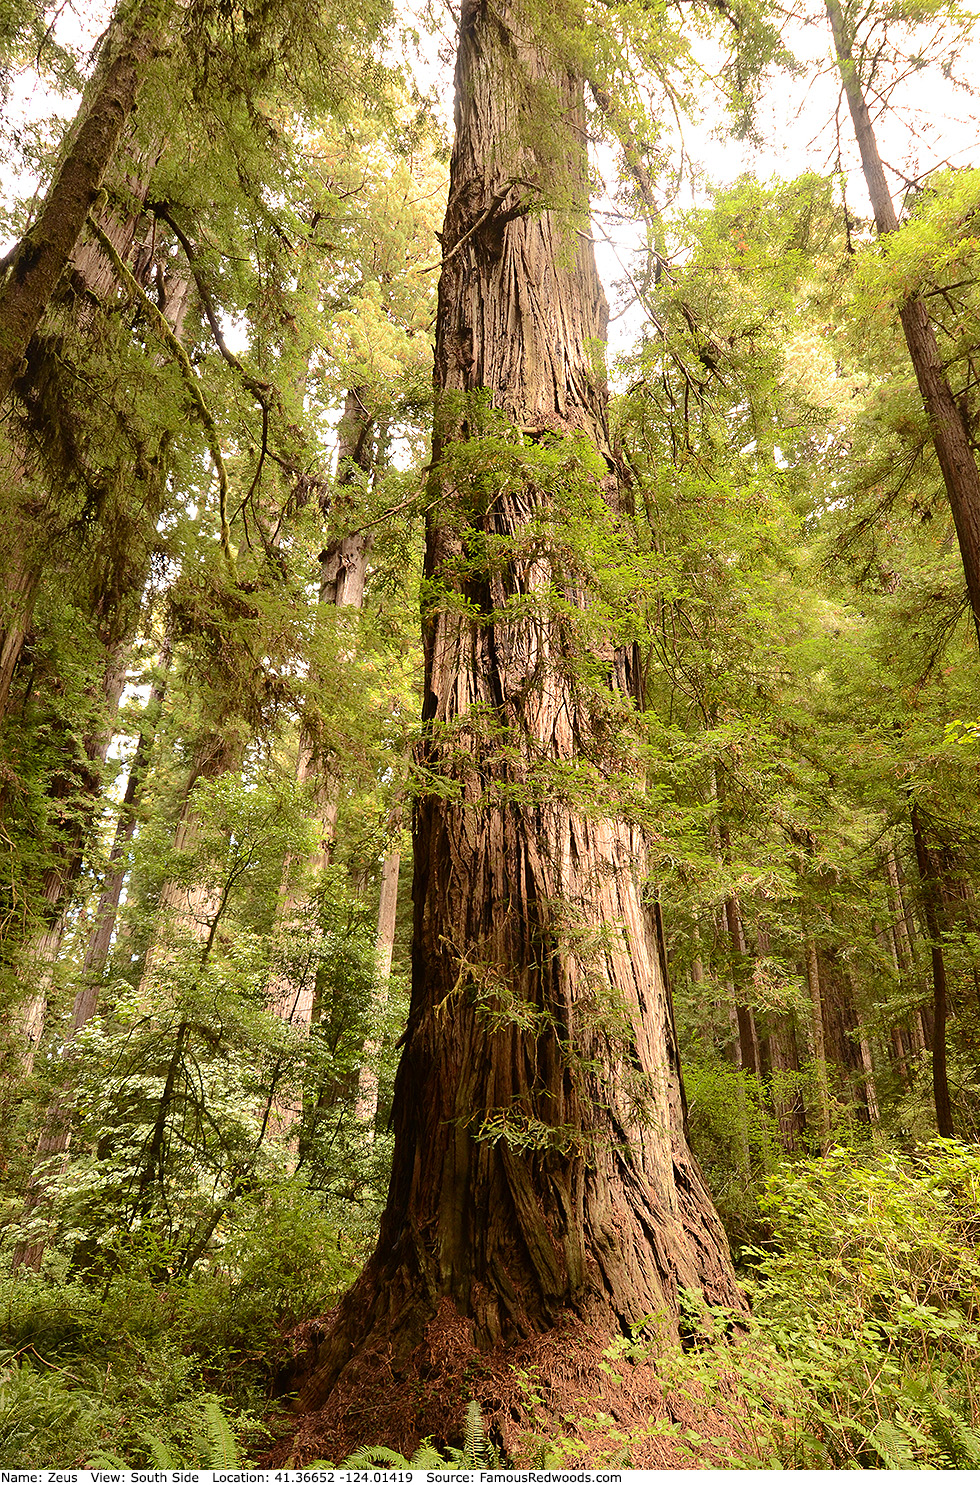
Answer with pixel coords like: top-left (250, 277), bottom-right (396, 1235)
top-left (804, 929), bottom-right (831, 1152)
top-left (12, 643), bottom-right (129, 1072)
top-left (714, 774), bottom-right (759, 1076)
top-left (817, 942), bottom-right (871, 1123)
top-left (269, 389), bottom-right (376, 1042)
top-left (266, 388), bottom-right (378, 1141)
top-left (909, 801), bottom-right (955, 1137)
top-left (824, 0), bottom-right (980, 650)
top-left (0, 1), bottom-right (165, 405)
top-left (353, 827), bottom-right (401, 1136)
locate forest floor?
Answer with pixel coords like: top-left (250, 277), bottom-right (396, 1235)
top-left (268, 1299), bottom-right (774, 1469)
top-left (4, 1142), bottom-right (980, 1469)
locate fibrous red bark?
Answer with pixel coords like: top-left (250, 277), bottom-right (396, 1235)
top-left (295, 0), bottom-right (741, 1453)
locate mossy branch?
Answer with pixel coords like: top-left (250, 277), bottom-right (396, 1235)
top-left (86, 212), bottom-right (238, 582)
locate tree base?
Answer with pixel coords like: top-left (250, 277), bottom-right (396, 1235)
top-left (268, 1295), bottom-right (756, 1468)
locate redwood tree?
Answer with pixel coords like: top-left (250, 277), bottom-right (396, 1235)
top-left (300, 0), bottom-right (742, 1433)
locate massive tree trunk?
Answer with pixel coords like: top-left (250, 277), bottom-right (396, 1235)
top-left (825, 0), bottom-right (980, 650)
top-left (297, 0), bottom-right (741, 1446)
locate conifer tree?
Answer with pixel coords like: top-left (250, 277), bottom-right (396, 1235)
top-left (299, 0), bottom-right (743, 1444)
top-left (819, 0), bottom-right (980, 647)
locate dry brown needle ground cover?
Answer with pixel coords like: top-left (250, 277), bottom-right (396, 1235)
top-left (265, 1298), bottom-right (782, 1468)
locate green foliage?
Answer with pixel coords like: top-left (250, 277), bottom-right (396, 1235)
top-left (0, 1175), bottom-right (367, 1467)
top-left (0, 1324), bottom-right (256, 1469)
top-left (660, 1141), bottom-right (980, 1468)
top-left (682, 1056), bottom-right (785, 1242)
top-left (307, 1400), bottom-right (501, 1470)
top-left (88, 1397), bottom-right (246, 1471)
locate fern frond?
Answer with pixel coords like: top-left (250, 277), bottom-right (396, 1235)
top-left (463, 1399), bottom-right (487, 1467)
top-left (867, 1418), bottom-right (918, 1468)
top-left (342, 1445), bottom-right (412, 1467)
top-left (145, 1433), bottom-right (180, 1469)
top-left (408, 1442), bottom-right (447, 1467)
top-left (205, 1398), bottom-right (241, 1468)
top-left (924, 1395), bottom-right (980, 1467)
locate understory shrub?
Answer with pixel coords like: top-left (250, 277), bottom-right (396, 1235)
top-left (742, 1138), bottom-right (980, 1467)
top-left (653, 1138), bottom-right (980, 1468)
top-left (507, 1139), bottom-right (980, 1469)
top-left (0, 1180), bottom-right (367, 1467)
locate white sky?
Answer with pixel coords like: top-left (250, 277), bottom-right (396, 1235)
top-left (4, 0), bottom-right (978, 353)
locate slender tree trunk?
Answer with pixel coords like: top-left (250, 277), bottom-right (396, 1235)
top-left (12, 644), bottom-right (129, 1071)
top-left (890, 1025), bottom-right (911, 1089)
top-left (266, 391), bottom-right (378, 1144)
top-left (136, 727), bottom-right (244, 998)
top-left (717, 908), bottom-right (752, 1178)
top-left (825, 0), bottom-right (980, 649)
top-left (14, 734), bottom-right (140, 1260)
top-left (908, 800), bottom-right (955, 1137)
top-left (75, 643), bottom-right (172, 1025)
top-left (294, 387), bottom-right (376, 874)
top-left (753, 925), bottom-right (807, 1152)
top-left (690, 921), bottom-right (705, 992)
top-left (11, 648), bottom-right (170, 1272)
top-left (883, 844), bottom-right (930, 1054)
top-left (764, 1011), bottom-right (807, 1152)
top-left (858, 1032), bottom-right (880, 1127)
top-left (714, 774), bottom-right (759, 1076)
top-left (885, 847), bottom-right (915, 975)
top-left (300, 0), bottom-right (742, 1435)
top-left (353, 831), bottom-right (401, 1135)
top-left (804, 929), bottom-right (831, 1153)
top-left (724, 895), bottom-right (760, 1077)
top-left (817, 943), bottom-right (870, 1121)
top-left (269, 389), bottom-right (376, 1036)
top-left (0, 0), bottom-right (166, 406)
top-left (318, 389), bottom-right (375, 609)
